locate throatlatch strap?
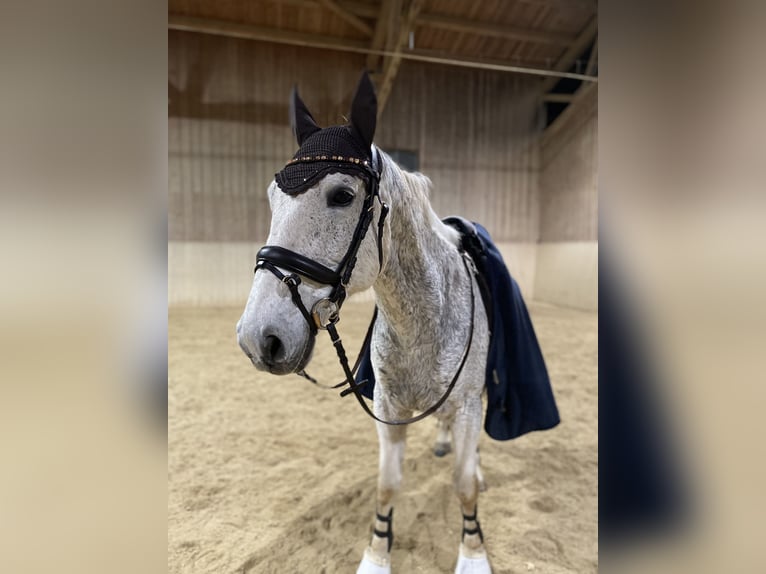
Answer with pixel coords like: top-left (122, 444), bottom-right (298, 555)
top-left (373, 508), bottom-right (393, 553)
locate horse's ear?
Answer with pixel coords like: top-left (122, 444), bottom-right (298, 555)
top-left (289, 86), bottom-right (321, 145)
top-left (349, 71), bottom-right (377, 150)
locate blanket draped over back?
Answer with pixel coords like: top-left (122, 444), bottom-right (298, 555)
top-left (355, 217), bottom-right (560, 440)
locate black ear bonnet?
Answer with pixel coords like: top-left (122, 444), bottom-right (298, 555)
top-left (275, 125), bottom-right (376, 195)
top-left (276, 72), bottom-right (379, 195)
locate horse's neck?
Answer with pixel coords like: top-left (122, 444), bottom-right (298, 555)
top-left (372, 179), bottom-right (461, 343)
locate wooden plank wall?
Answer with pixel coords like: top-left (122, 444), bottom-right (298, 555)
top-left (534, 100), bottom-right (598, 310)
top-left (169, 31), bottom-right (364, 243)
top-left (377, 63), bottom-right (541, 241)
top-left (539, 100), bottom-right (598, 241)
top-left (169, 30), bottom-right (542, 244)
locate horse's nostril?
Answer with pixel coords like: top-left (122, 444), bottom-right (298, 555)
top-left (264, 334), bottom-right (284, 364)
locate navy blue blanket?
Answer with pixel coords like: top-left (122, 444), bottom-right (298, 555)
top-left (356, 219), bottom-right (560, 440)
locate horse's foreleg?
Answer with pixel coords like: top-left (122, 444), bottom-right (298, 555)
top-left (433, 418), bottom-right (452, 457)
top-left (476, 447), bottom-right (487, 492)
top-left (356, 419), bottom-right (408, 574)
top-left (451, 400), bottom-right (492, 574)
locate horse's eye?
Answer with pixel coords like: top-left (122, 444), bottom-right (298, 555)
top-left (328, 187), bottom-right (355, 207)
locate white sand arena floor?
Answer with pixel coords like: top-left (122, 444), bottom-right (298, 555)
top-left (169, 301), bottom-right (597, 573)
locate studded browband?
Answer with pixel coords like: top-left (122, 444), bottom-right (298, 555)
top-left (285, 154), bottom-right (372, 166)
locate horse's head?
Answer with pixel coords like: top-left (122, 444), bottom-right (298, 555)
top-left (237, 73), bottom-right (386, 375)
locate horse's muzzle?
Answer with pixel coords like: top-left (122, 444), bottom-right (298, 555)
top-left (237, 320), bottom-right (314, 376)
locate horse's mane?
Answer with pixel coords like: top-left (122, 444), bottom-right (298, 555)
top-left (379, 150), bottom-right (461, 247)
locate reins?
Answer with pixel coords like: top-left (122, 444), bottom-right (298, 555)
top-left (326, 254), bottom-right (476, 426)
top-left (254, 148), bottom-right (477, 426)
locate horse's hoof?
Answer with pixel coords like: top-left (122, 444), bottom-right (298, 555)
top-left (356, 554), bottom-right (391, 574)
top-left (433, 442), bottom-right (452, 457)
top-left (454, 552), bottom-right (492, 574)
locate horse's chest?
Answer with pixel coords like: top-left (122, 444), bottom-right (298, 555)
top-left (374, 341), bottom-right (456, 410)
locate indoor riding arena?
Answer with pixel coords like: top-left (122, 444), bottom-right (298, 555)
top-left (168, 1), bottom-right (598, 573)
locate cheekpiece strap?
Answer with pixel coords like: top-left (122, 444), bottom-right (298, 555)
top-left (255, 260), bottom-right (317, 335)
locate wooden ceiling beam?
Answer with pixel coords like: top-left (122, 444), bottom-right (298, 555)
top-left (540, 80), bottom-right (597, 155)
top-left (312, 0), bottom-right (598, 20)
top-left (168, 15), bottom-right (368, 50)
top-left (316, 0), bottom-right (373, 36)
top-left (177, 0), bottom-right (588, 49)
top-left (275, 0), bottom-right (582, 46)
top-left (504, 0), bottom-right (595, 6)
top-left (416, 13), bottom-right (574, 46)
top-left (377, 0), bottom-right (424, 116)
top-left (270, 0), bottom-right (379, 19)
top-left (336, 0), bottom-right (379, 19)
top-left (168, 15), bottom-right (597, 83)
top-left (586, 35), bottom-right (598, 76)
top-left (405, 48), bottom-right (594, 81)
top-left (336, 2), bottom-right (581, 46)
top-left (540, 16), bottom-right (597, 93)
top-left (366, 0), bottom-right (395, 71)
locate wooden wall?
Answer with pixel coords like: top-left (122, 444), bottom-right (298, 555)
top-left (169, 30), bottom-right (598, 309)
top-left (169, 31), bottom-right (364, 243)
top-left (534, 94), bottom-right (598, 310)
top-left (378, 63), bottom-right (541, 241)
top-left (169, 30), bottom-right (542, 245)
top-left (539, 95), bottom-right (598, 241)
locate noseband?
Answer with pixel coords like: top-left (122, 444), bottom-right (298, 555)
top-left (254, 147), bottom-right (476, 426)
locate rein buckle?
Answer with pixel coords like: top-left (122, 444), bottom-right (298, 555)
top-left (311, 298), bottom-right (340, 330)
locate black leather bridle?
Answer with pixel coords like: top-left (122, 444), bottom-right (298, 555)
top-left (256, 147), bottom-right (388, 337)
top-left (254, 147), bottom-right (476, 426)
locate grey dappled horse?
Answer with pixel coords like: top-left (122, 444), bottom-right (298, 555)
top-left (238, 73), bottom-right (492, 574)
